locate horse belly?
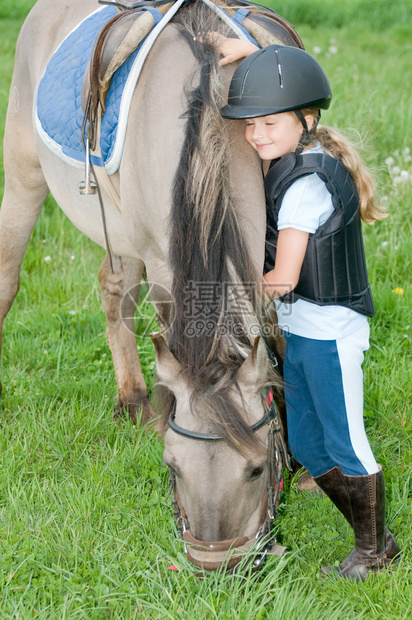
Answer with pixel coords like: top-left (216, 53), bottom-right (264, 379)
top-left (36, 140), bottom-right (138, 258)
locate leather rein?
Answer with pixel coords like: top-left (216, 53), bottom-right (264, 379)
top-left (167, 394), bottom-right (290, 571)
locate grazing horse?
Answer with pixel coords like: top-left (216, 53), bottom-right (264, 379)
top-left (0, 0), bottom-right (302, 569)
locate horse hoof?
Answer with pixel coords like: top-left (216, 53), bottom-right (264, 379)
top-left (295, 470), bottom-right (321, 494)
top-left (114, 396), bottom-right (156, 427)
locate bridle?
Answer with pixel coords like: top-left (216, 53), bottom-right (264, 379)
top-left (167, 391), bottom-right (291, 571)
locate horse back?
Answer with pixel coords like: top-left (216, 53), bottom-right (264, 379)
top-left (13, 1), bottom-right (100, 86)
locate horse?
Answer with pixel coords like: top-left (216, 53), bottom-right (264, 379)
top-left (0, 0), bottom-right (302, 570)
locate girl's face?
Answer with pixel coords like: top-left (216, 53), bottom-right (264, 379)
top-left (244, 111), bottom-right (304, 160)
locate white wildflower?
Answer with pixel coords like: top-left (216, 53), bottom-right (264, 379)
top-left (392, 166), bottom-right (401, 175)
top-left (71, 255), bottom-right (75, 260)
top-left (69, 310), bottom-right (76, 316)
top-left (403, 147), bottom-right (410, 155)
top-left (381, 241), bottom-right (389, 248)
top-left (44, 256), bottom-right (52, 263)
top-left (313, 46), bottom-right (322, 54)
top-left (385, 157), bottom-right (395, 167)
top-left (329, 46), bottom-right (338, 54)
top-left (381, 196), bottom-right (389, 202)
top-left (394, 172), bottom-right (409, 184)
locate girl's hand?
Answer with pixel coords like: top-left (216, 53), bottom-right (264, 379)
top-left (197, 32), bottom-right (259, 66)
top-left (263, 228), bottom-right (309, 298)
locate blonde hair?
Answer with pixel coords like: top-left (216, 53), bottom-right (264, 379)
top-left (301, 109), bottom-right (386, 224)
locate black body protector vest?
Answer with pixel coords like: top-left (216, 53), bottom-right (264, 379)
top-left (264, 152), bottom-right (375, 318)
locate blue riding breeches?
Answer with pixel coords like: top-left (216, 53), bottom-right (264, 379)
top-left (283, 323), bottom-right (379, 478)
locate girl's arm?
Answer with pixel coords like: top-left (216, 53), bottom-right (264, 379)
top-left (204, 32), bottom-right (259, 66)
top-left (264, 228), bottom-right (309, 297)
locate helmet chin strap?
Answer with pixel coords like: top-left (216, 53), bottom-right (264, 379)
top-left (294, 109), bottom-right (320, 154)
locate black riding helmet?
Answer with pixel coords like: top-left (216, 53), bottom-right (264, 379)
top-left (220, 44), bottom-right (332, 120)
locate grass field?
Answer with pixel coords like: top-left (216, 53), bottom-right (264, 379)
top-left (0, 0), bottom-right (411, 618)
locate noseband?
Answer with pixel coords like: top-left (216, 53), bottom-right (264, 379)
top-left (167, 392), bottom-right (290, 571)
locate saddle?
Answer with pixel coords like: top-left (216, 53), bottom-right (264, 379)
top-left (82, 2), bottom-right (174, 150)
top-left (82, 0), bottom-right (303, 151)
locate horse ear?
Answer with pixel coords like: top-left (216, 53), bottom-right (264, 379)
top-left (236, 336), bottom-right (268, 387)
top-left (150, 332), bottom-right (184, 388)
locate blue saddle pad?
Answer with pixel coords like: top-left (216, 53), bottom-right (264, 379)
top-left (35, 4), bottom-right (258, 175)
top-left (36, 6), bottom-right (163, 173)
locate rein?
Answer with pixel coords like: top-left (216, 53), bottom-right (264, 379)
top-left (168, 393), bottom-right (290, 570)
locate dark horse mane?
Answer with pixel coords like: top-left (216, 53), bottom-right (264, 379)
top-left (159, 2), bottom-right (283, 453)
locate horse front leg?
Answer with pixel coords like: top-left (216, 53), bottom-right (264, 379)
top-left (0, 79), bottom-right (49, 393)
top-left (99, 253), bottom-right (156, 425)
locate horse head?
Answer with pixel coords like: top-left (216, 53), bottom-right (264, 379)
top-left (152, 331), bottom-right (285, 570)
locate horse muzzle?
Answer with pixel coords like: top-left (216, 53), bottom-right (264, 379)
top-left (183, 529), bottom-right (265, 571)
top-left (171, 475), bottom-right (286, 572)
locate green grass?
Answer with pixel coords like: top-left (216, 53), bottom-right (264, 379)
top-left (267, 0), bottom-right (412, 30)
top-left (0, 1), bottom-right (411, 618)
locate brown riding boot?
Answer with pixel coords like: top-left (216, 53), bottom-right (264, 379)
top-left (314, 466), bottom-right (400, 581)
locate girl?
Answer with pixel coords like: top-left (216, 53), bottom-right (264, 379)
top-left (215, 37), bottom-right (400, 581)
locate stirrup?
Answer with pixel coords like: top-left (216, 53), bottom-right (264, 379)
top-left (79, 137), bottom-right (97, 195)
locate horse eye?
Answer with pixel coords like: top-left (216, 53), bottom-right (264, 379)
top-left (162, 456), bottom-right (178, 478)
top-left (249, 466), bottom-right (265, 481)
top-left (167, 464), bottom-right (179, 479)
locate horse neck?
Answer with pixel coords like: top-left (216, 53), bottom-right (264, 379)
top-left (168, 21), bottom-right (266, 373)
